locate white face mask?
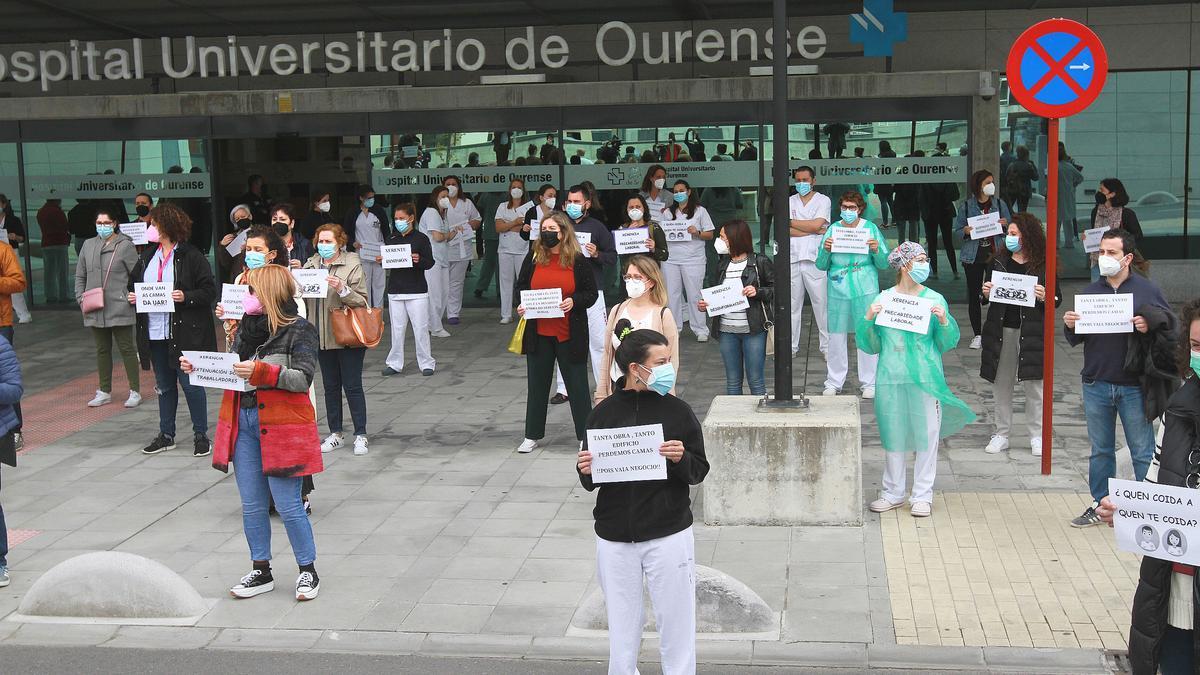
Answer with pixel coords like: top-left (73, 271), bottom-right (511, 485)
top-left (627, 208), bottom-right (644, 222)
top-left (653, 178), bottom-right (666, 190)
top-left (625, 278), bottom-right (647, 299)
top-left (982, 182), bottom-right (996, 197)
top-left (714, 238), bottom-right (730, 255)
top-left (543, 197), bottom-right (556, 210)
top-left (317, 201), bottom-right (331, 213)
top-left (1097, 254), bottom-right (1124, 278)
top-left (509, 187), bottom-right (523, 199)
top-left (437, 197), bottom-right (451, 210)
top-left (446, 184), bottom-right (459, 198)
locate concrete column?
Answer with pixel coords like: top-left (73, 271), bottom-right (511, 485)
top-left (971, 73), bottom-right (1001, 178)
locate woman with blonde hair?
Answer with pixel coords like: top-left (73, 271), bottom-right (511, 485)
top-left (514, 212), bottom-right (598, 454)
top-left (595, 255), bottom-right (679, 403)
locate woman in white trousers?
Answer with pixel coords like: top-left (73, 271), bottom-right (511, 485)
top-left (381, 202), bottom-right (437, 376)
top-left (441, 176), bottom-right (481, 325)
top-left (494, 178), bottom-right (532, 325)
top-left (659, 180), bottom-right (714, 343)
top-left (419, 185), bottom-right (452, 338)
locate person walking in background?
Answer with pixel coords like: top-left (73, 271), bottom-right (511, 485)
top-left (0, 330), bottom-right (22, 587)
top-left (595, 255), bottom-right (678, 403)
top-left (75, 207), bottom-right (141, 409)
top-left (979, 213), bottom-right (1061, 457)
top-left (37, 198), bottom-right (71, 304)
top-left (1057, 143), bottom-right (1085, 250)
top-left (380, 203), bottom-right (436, 377)
top-left (816, 191), bottom-right (889, 398)
top-left (861, 242), bottom-right (975, 518)
top-left (787, 166), bottom-right (831, 357)
top-left (304, 224), bottom-right (370, 457)
top-left (953, 170), bottom-right (1011, 350)
top-left (1003, 146), bottom-right (1039, 214)
top-left (699, 219), bottom-right (774, 396)
top-left (419, 185), bottom-right (453, 338)
top-left (918, 158), bottom-right (960, 280)
top-left (0, 196), bottom-right (29, 325)
top-left (342, 184), bottom-right (389, 309)
top-left (1087, 178), bottom-right (1144, 282)
top-left (128, 203), bottom-right (215, 458)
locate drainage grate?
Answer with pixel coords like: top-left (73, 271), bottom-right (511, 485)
top-left (1104, 649), bottom-right (1131, 674)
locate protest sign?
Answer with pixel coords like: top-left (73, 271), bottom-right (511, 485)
top-left (221, 283), bottom-right (248, 320)
top-left (134, 282), bottom-right (173, 313)
top-left (1082, 227), bottom-right (1107, 253)
top-left (1074, 294), bottom-right (1134, 334)
top-left (588, 423), bottom-right (667, 484)
top-left (359, 242), bottom-right (381, 261)
top-left (224, 229), bottom-right (248, 257)
top-left (575, 231), bottom-right (592, 257)
top-left (830, 227), bottom-right (871, 254)
top-left (968, 211), bottom-right (1004, 240)
top-left (615, 227), bottom-right (650, 255)
top-left (875, 292), bottom-right (934, 334)
top-left (988, 271), bottom-right (1037, 308)
top-left (119, 222), bottom-right (148, 245)
top-left (182, 350), bottom-right (251, 392)
top-left (659, 220), bottom-right (693, 243)
top-left (701, 279), bottom-right (749, 317)
top-left (381, 244), bottom-right (413, 269)
top-left (1110, 478), bottom-right (1200, 566)
top-left (291, 269), bottom-right (329, 299)
top-left (520, 288), bottom-right (564, 319)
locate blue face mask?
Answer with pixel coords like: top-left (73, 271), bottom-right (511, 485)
top-left (363, 197), bottom-right (375, 208)
top-left (796, 181), bottom-right (812, 196)
top-left (317, 242), bottom-right (336, 259)
top-left (672, 191), bottom-right (688, 204)
top-left (639, 362), bottom-right (676, 396)
top-left (95, 225), bottom-right (114, 239)
top-left (1005, 235), bottom-right (1021, 253)
top-left (840, 209), bottom-right (859, 224)
top-left (909, 261), bottom-right (931, 284)
top-left (565, 203), bottom-right (584, 220)
top-left (395, 219), bottom-right (411, 234)
top-left (244, 251), bottom-right (268, 270)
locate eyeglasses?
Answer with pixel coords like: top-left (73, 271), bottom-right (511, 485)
top-left (622, 275), bottom-right (647, 282)
top-left (95, 220), bottom-right (114, 226)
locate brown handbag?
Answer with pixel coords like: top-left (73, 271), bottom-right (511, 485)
top-left (330, 306), bottom-right (384, 348)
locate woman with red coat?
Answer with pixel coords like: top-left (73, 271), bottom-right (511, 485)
top-left (182, 264), bottom-right (323, 602)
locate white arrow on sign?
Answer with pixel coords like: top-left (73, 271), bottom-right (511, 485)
top-left (1068, 63), bottom-right (1091, 71)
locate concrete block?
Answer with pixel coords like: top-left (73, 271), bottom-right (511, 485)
top-left (703, 395), bottom-right (862, 526)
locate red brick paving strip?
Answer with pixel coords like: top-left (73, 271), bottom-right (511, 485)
top-left (18, 367), bottom-right (157, 454)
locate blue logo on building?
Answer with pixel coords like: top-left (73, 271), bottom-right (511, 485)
top-left (850, 0), bottom-right (908, 57)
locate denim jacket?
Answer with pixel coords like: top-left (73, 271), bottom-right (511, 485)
top-left (953, 198), bottom-right (1011, 264)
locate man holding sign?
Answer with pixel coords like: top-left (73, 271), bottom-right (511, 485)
top-left (1064, 229), bottom-right (1174, 529)
top-left (562, 186), bottom-right (616, 386)
top-left (575, 330), bottom-right (708, 675)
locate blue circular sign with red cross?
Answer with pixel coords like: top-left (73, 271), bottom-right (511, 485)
top-left (1006, 18), bottom-right (1108, 119)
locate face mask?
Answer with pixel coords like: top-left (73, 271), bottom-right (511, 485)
top-left (625, 278), bottom-right (647, 299)
top-left (672, 192), bottom-right (688, 205)
top-left (627, 208), bottom-right (644, 222)
top-left (540, 231), bottom-right (560, 248)
top-left (510, 187), bottom-right (523, 200)
top-left (714, 238), bottom-right (730, 255)
top-left (95, 224), bottom-right (114, 239)
top-left (135, 205), bottom-right (150, 218)
top-left (236, 218), bottom-right (253, 231)
top-left (363, 197), bottom-right (375, 208)
top-left (653, 178), bottom-right (666, 190)
top-left (982, 182), bottom-right (997, 197)
top-left (840, 209), bottom-right (859, 224)
top-left (638, 363), bottom-right (676, 396)
top-left (1005, 235), bottom-right (1021, 253)
top-left (243, 292), bottom-right (264, 316)
top-left (317, 201), bottom-right (331, 213)
top-left (445, 185), bottom-right (459, 198)
top-left (565, 203), bottom-right (584, 220)
top-left (271, 221), bottom-right (290, 238)
top-left (796, 181), bottom-right (812, 196)
top-left (1095, 192), bottom-right (1108, 205)
top-left (437, 197), bottom-right (451, 210)
top-left (543, 197), bottom-right (556, 210)
top-left (908, 261), bottom-right (931, 284)
top-left (244, 250), bottom-right (268, 270)
top-left (145, 226), bottom-right (161, 243)
top-left (395, 219), bottom-right (411, 234)
top-left (1191, 350), bottom-right (1200, 377)
top-left (317, 242), bottom-right (336, 259)
top-left (1097, 254), bottom-right (1124, 277)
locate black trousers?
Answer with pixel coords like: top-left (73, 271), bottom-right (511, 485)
top-left (524, 334), bottom-right (592, 441)
top-left (964, 261), bottom-right (988, 336)
top-left (924, 214), bottom-right (958, 275)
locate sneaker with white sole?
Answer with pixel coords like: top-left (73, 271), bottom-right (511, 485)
top-left (230, 569), bottom-right (274, 598)
top-left (295, 570), bottom-right (320, 601)
top-left (430, 329), bottom-right (451, 338)
top-left (861, 386), bottom-right (875, 400)
top-left (822, 387), bottom-right (838, 396)
top-left (516, 438), bottom-right (537, 454)
top-left (696, 334), bottom-right (709, 343)
top-left (911, 501), bottom-right (932, 517)
top-left (320, 433), bottom-right (344, 453)
top-left (352, 435), bottom-right (369, 456)
top-left (0, 565), bottom-right (9, 587)
top-left (984, 435), bottom-right (1009, 454)
top-left (1031, 438), bottom-right (1043, 457)
top-left (87, 390), bottom-right (112, 407)
top-left (124, 391), bottom-right (142, 408)
top-left (1070, 502), bottom-right (1102, 528)
top-left (869, 497), bottom-right (906, 513)
top-left (969, 335), bottom-right (982, 350)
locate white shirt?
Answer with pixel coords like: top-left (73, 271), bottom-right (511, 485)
top-left (444, 198), bottom-right (481, 262)
top-left (496, 202), bottom-right (532, 256)
top-left (355, 209), bottom-right (384, 247)
top-left (142, 245), bottom-right (175, 340)
top-left (788, 191), bottom-right (832, 263)
top-left (661, 204), bottom-right (715, 265)
top-left (419, 207), bottom-right (449, 266)
top-left (641, 190), bottom-right (670, 221)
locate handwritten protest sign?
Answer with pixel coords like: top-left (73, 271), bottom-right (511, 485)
top-left (988, 271), bottom-right (1037, 308)
top-left (701, 280), bottom-right (749, 317)
top-left (520, 288), bottom-right (564, 319)
top-left (221, 283), bottom-right (248, 320)
top-left (1082, 227), bottom-right (1107, 253)
top-left (830, 227), bottom-right (871, 254)
top-left (575, 231), bottom-right (592, 257)
top-left (381, 244), bottom-right (413, 269)
top-left (875, 292), bottom-right (934, 334)
top-left (182, 350), bottom-right (251, 392)
top-left (134, 282), bottom-right (173, 313)
top-left (968, 211), bottom-right (1004, 240)
top-left (659, 220), bottom-right (693, 243)
top-left (588, 423), bottom-right (667, 484)
top-left (1074, 294), bottom-right (1133, 334)
top-left (291, 269), bottom-right (329, 299)
top-left (224, 230), bottom-right (248, 257)
top-left (1110, 478), bottom-right (1200, 566)
top-left (615, 227), bottom-right (650, 255)
top-left (119, 222), bottom-right (148, 245)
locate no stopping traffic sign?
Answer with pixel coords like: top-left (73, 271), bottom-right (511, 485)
top-left (1006, 18), bottom-right (1108, 119)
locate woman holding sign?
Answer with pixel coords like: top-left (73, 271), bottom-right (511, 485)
top-left (1087, 178), bottom-right (1144, 282)
top-left (615, 195), bottom-right (669, 286)
top-left (187, 264), bottom-right (324, 602)
top-left (816, 191), bottom-right (890, 399)
top-left (380, 203), bottom-right (436, 377)
top-left (858, 242), bottom-right (975, 517)
top-left (979, 213), bottom-right (1061, 457)
top-left (595, 255), bottom-right (678, 403)
top-left (662, 180), bottom-right (715, 343)
top-left (576, 328), bottom-right (709, 675)
top-left (514, 212), bottom-right (597, 454)
top-left (952, 170), bottom-right (1011, 350)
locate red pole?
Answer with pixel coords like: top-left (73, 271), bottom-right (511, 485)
top-left (1041, 119), bottom-right (1060, 475)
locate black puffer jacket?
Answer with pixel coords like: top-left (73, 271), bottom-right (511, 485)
top-left (1125, 303), bottom-right (1181, 422)
top-left (1129, 378), bottom-right (1200, 675)
top-left (709, 253), bottom-right (775, 336)
top-left (979, 256), bottom-right (1062, 383)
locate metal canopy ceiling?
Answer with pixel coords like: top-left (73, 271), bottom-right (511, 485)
top-left (0, 0), bottom-right (1187, 42)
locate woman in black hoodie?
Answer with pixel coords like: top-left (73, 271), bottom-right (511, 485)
top-left (576, 328), bottom-right (709, 675)
top-left (380, 202), bottom-right (436, 377)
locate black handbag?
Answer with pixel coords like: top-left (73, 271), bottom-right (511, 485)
top-left (0, 432), bottom-right (15, 467)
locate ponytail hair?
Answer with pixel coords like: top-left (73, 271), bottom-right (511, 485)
top-left (614, 329), bottom-right (669, 379)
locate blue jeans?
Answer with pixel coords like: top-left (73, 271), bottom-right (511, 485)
top-left (317, 348), bottom-right (367, 436)
top-left (148, 340), bottom-right (208, 439)
top-left (718, 330), bottom-right (767, 395)
top-left (1082, 379), bottom-right (1155, 502)
top-left (233, 407), bottom-right (315, 565)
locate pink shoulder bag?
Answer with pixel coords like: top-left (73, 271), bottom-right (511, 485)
top-left (80, 242), bottom-right (121, 314)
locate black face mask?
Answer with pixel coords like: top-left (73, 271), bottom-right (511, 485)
top-left (540, 231), bottom-right (560, 248)
top-left (236, 218), bottom-right (253, 231)
top-left (135, 205), bottom-right (150, 217)
top-left (1095, 192), bottom-right (1108, 205)
top-left (271, 221), bottom-right (290, 238)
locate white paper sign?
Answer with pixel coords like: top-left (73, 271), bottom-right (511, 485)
top-left (1110, 478), bottom-right (1200, 566)
top-left (359, 242), bottom-right (381, 261)
top-left (659, 220), bottom-right (693, 243)
top-left (134, 282), bottom-right (174, 313)
top-left (830, 227), bottom-right (871, 254)
top-left (1074, 294), bottom-right (1134, 334)
top-left (291, 269), bottom-right (329, 299)
top-left (182, 350), bottom-right (251, 392)
top-left (988, 271), bottom-right (1037, 308)
top-left (529, 215), bottom-right (542, 240)
top-left (520, 288), bottom-right (564, 319)
top-left (575, 231), bottom-right (592, 257)
top-left (1083, 227), bottom-right (1108, 253)
top-left (515, 201), bottom-right (535, 217)
top-left (221, 283), bottom-right (248, 320)
top-left (119, 222), bottom-right (148, 245)
top-left (381, 244), bottom-right (413, 269)
top-left (876, 292), bottom-right (934, 334)
top-left (0, 228), bottom-right (7, 244)
top-left (225, 229), bottom-right (248, 257)
top-left (701, 279), bottom-right (750, 317)
top-left (968, 211), bottom-right (1004, 240)
top-left (587, 423), bottom-right (667, 484)
top-left (615, 227), bottom-right (650, 255)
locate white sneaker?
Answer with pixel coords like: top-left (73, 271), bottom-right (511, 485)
top-left (320, 433), bottom-right (344, 453)
top-left (861, 386), bottom-right (875, 400)
top-left (696, 334), bottom-right (709, 343)
top-left (969, 335), bottom-right (982, 350)
top-left (499, 317), bottom-right (513, 325)
top-left (124, 391), bottom-right (142, 408)
top-left (869, 497), bottom-right (905, 513)
top-left (430, 329), bottom-right (452, 338)
top-left (352, 435), bottom-right (369, 456)
top-left (16, 315), bottom-right (30, 324)
top-left (516, 438), bottom-right (537, 454)
top-left (984, 435), bottom-right (1009, 454)
top-left (87, 390), bottom-right (112, 407)
top-left (911, 501), bottom-right (932, 517)
top-left (1031, 438), bottom-right (1043, 457)
top-left (822, 387), bottom-right (838, 396)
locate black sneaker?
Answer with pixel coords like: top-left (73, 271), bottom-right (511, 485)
top-left (193, 435), bottom-right (212, 457)
top-left (1070, 502), bottom-right (1102, 528)
top-left (230, 569), bottom-right (274, 598)
top-left (296, 570), bottom-right (320, 601)
top-left (12, 432), bottom-right (22, 451)
top-left (550, 393), bottom-right (569, 405)
top-left (142, 434), bottom-right (176, 455)
top-left (303, 499), bottom-right (312, 516)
